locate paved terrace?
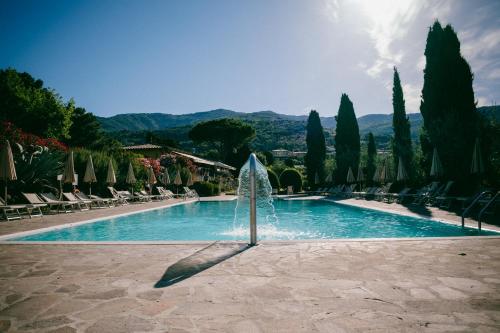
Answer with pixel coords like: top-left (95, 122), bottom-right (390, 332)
top-left (0, 196), bottom-right (499, 332)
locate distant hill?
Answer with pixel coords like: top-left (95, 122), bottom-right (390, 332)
top-left (99, 106), bottom-right (498, 151)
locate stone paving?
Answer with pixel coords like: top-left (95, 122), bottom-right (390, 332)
top-left (1, 239), bottom-right (500, 332)
top-left (1, 197), bottom-right (500, 332)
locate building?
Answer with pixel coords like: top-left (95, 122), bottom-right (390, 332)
top-left (271, 149), bottom-right (307, 159)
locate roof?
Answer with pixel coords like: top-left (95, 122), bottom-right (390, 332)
top-left (123, 144), bottom-right (162, 150)
top-left (172, 151), bottom-right (236, 171)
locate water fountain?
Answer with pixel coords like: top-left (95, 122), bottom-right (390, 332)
top-left (233, 153), bottom-right (277, 245)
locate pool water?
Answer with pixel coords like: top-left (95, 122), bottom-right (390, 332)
top-left (11, 200), bottom-right (497, 241)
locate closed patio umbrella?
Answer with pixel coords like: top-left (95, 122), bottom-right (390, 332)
top-left (373, 164), bottom-right (381, 183)
top-left (346, 167), bottom-right (356, 183)
top-left (83, 154), bottom-right (97, 196)
top-left (162, 168), bottom-right (170, 185)
top-left (397, 156), bottom-right (409, 182)
top-left (314, 172), bottom-right (320, 185)
top-left (126, 162), bottom-right (136, 195)
top-left (379, 159), bottom-right (389, 184)
top-left (106, 159), bottom-right (116, 185)
top-left (186, 171), bottom-right (193, 187)
top-left (325, 172), bottom-right (333, 183)
top-left (0, 140), bottom-right (17, 204)
top-left (147, 166), bottom-right (157, 185)
top-left (62, 151), bottom-right (76, 184)
top-left (174, 169), bottom-right (182, 196)
top-left (470, 138), bottom-right (484, 175)
top-left (356, 165), bottom-right (365, 183)
top-left (430, 147), bottom-right (443, 178)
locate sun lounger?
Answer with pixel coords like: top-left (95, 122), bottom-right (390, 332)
top-left (340, 184), bottom-right (357, 198)
top-left (0, 197), bottom-right (45, 220)
top-left (327, 185), bottom-right (344, 197)
top-left (75, 192), bottom-right (114, 208)
top-left (118, 190), bottom-right (147, 203)
top-left (63, 192), bottom-right (91, 211)
top-left (107, 187), bottom-right (130, 205)
top-left (410, 182), bottom-right (440, 205)
top-left (374, 183), bottom-right (393, 201)
top-left (431, 181), bottom-right (455, 207)
top-left (183, 187), bottom-right (199, 198)
top-left (39, 192), bottom-right (78, 213)
top-left (23, 192), bottom-right (67, 214)
top-left (156, 187), bottom-right (173, 199)
top-left (386, 187), bottom-right (412, 203)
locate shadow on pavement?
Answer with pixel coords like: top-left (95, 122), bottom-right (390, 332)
top-left (154, 242), bottom-right (251, 288)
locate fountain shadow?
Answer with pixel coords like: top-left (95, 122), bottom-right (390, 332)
top-left (154, 242), bottom-right (251, 288)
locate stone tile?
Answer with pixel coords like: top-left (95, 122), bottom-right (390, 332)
top-left (19, 315), bottom-right (72, 330)
top-left (84, 315), bottom-right (154, 333)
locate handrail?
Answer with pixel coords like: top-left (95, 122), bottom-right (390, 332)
top-left (461, 191), bottom-right (493, 228)
top-left (477, 191), bottom-right (500, 231)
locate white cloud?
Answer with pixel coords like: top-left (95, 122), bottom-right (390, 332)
top-left (324, 0), bottom-right (340, 23)
top-left (402, 82), bottom-right (421, 113)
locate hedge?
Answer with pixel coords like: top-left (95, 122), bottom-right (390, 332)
top-left (267, 168), bottom-right (280, 189)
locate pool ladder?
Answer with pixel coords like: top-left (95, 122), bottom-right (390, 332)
top-left (461, 191), bottom-right (500, 231)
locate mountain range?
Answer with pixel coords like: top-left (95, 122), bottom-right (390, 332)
top-left (98, 106), bottom-right (498, 151)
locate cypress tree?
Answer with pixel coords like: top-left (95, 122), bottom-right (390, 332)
top-left (305, 110), bottom-right (326, 186)
top-left (367, 132), bottom-right (377, 186)
top-left (420, 21), bottom-right (478, 181)
top-left (392, 67), bottom-right (413, 180)
top-left (334, 94), bottom-right (360, 183)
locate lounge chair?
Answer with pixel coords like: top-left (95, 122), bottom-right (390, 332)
top-left (374, 183), bottom-right (393, 201)
top-left (386, 187), bottom-right (412, 203)
top-left (63, 192), bottom-right (91, 211)
top-left (431, 181), bottom-right (455, 207)
top-left (107, 187), bottom-right (130, 205)
top-left (156, 187), bottom-right (174, 199)
top-left (183, 187), bottom-right (199, 198)
top-left (340, 184), bottom-right (357, 198)
top-left (75, 192), bottom-right (114, 208)
top-left (410, 182), bottom-right (440, 205)
top-left (327, 185), bottom-right (345, 197)
top-left (23, 192), bottom-right (68, 214)
top-left (0, 197), bottom-right (45, 220)
top-left (39, 192), bottom-right (78, 213)
top-left (118, 190), bottom-right (147, 203)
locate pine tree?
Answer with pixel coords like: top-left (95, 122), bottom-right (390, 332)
top-left (334, 94), bottom-right (360, 183)
top-left (367, 132), bottom-right (377, 186)
top-left (392, 67), bottom-right (413, 180)
top-left (305, 110), bottom-right (326, 186)
top-left (420, 21), bottom-right (478, 181)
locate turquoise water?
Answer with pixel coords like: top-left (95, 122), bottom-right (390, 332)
top-left (11, 200), bottom-right (497, 241)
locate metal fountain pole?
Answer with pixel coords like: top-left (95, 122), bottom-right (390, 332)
top-left (249, 153), bottom-right (257, 246)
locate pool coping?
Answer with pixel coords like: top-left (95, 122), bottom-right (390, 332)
top-left (1, 196), bottom-right (498, 244)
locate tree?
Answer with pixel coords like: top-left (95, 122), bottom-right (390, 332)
top-left (366, 132), bottom-right (377, 186)
top-left (64, 107), bottom-right (104, 148)
top-left (392, 67), bottom-right (413, 180)
top-left (304, 110), bottom-right (326, 186)
top-left (420, 21), bottom-right (478, 181)
top-left (334, 94), bottom-right (360, 183)
top-left (0, 68), bottom-right (73, 139)
top-left (188, 118), bottom-right (255, 164)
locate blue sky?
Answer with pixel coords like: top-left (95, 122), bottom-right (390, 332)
top-left (1, 0), bottom-right (499, 117)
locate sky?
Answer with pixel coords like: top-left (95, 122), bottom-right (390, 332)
top-left (1, 0), bottom-right (499, 118)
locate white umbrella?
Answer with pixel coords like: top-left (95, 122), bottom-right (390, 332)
top-left (126, 162), bottom-right (137, 184)
top-left (186, 171), bottom-right (193, 186)
top-left (83, 154), bottom-right (97, 195)
top-left (62, 151), bottom-right (76, 184)
top-left (430, 147), bottom-right (443, 178)
top-left (162, 168), bottom-right (170, 185)
top-left (174, 169), bottom-right (182, 186)
top-left (106, 159), bottom-right (116, 185)
top-left (126, 162), bottom-right (137, 195)
top-left (397, 156), bottom-right (409, 182)
top-left (147, 166), bottom-right (157, 185)
top-left (356, 165), bottom-right (365, 183)
top-left (0, 140), bottom-right (17, 204)
top-left (373, 164), bottom-right (380, 183)
top-left (314, 172), bottom-right (320, 185)
top-left (470, 138), bottom-right (484, 175)
top-left (379, 159), bottom-right (389, 184)
top-left (346, 167), bottom-right (356, 183)
top-left (325, 172), bottom-right (333, 183)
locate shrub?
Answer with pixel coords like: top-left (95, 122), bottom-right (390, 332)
top-left (192, 181), bottom-right (219, 197)
top-left (267, 168), bottom-right (280, 189)
top-left (279, 168), bottom-right (302, 192)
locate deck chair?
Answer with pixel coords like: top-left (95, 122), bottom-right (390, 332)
top-left (63, 192), bottom-right (91, 211)
top-left (431, 181), bottom-right (455, 207)
top-left (39, 193), bottom-right (77, 213)
top-left (0, 197), bottom-right (45, 220)
top-left (107, 187), bottom-right (129, 205)
top-left (75, 192), bottom-right (114, 208)
top-left (23, 192), bottom-right (65, 214)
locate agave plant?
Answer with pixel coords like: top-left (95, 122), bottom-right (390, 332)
top-left (10, 143), bottom-right (64, 201)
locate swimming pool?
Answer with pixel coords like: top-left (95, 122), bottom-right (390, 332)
top-left (8, 200), bottom-right (497, 242)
